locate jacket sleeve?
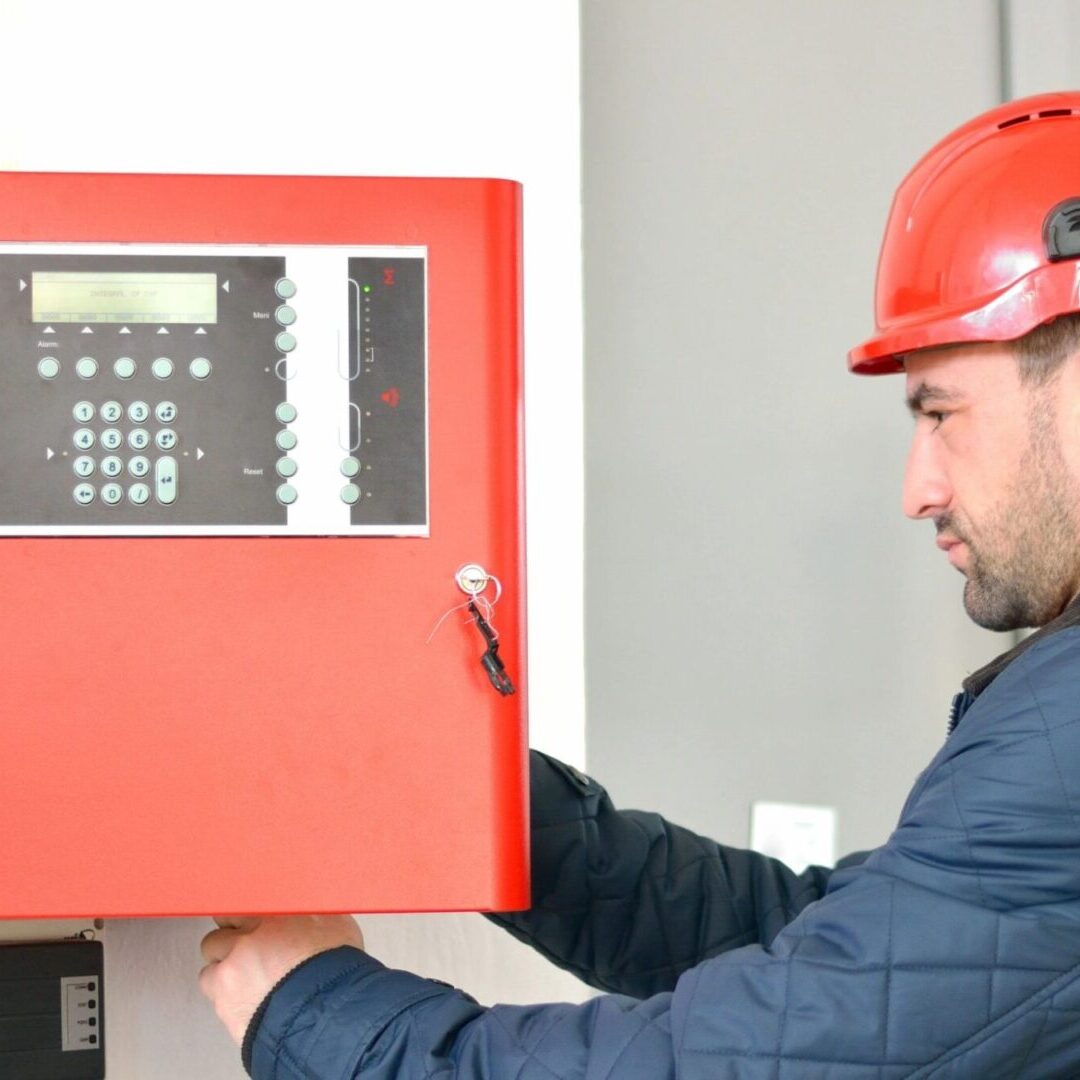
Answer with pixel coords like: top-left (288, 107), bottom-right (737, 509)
top-left (484, 750), bottom-right (836, 997)
top-left (244, 633), bottom-right (1080, 1079)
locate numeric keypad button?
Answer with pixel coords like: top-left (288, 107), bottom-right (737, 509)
top-left (128, 428), bottom-right (150, 451)
top-left (73, 428), bottom-right (95, 451)
top-left (128, 456), bottom-right (150, 478)
top-left (101, 401), bottom-right (123, 424)
top-left (128, 483), bottom-right (150, 506)
top-left (101, 456), bottom-right (123, 479)
top-left (155, 457), bottom-right (178, 504)
top-left (128, 401), bottom-right (150, 423)
top-left (101, 483), bottom-right (123, 506)
top-left (73, 401), bottom-right (95, 423)
top-left (156, 401), bottom-right (177, 423)
top-left (73, 483), bottom-right (96, 505)
top-left (73, 456), bottom-right (96, 478)
top-left (101, 428), bottom-right (123, 452)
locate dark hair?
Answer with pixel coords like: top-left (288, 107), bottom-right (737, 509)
top-left (1015, 312), bottom-right (1080, 386)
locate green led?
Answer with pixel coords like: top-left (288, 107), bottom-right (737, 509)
top-left (363, 285), bottom-right (372, 294)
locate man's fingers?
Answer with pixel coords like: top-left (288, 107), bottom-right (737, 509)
top-left (201, 927), bottom-right (241, 964)
top-left (214, 915), bottom-right (262, 932)
top-left (197, 960), bottom-right (219, 1000)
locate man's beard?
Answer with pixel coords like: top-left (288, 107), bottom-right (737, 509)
top-left (943, 400), bottom-right (1080, 632)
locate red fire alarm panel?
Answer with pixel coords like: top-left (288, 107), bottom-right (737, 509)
top-left (0, 172), bottom-right (528, 918)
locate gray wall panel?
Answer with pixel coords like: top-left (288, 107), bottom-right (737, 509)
top-left (583, 0), bottom-right (1006, 856)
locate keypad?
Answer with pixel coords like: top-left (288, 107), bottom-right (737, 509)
top-left (65, 400), bottom-right (183, 509)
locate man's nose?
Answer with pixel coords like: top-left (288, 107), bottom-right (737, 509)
top-left (902, 427), bottom-right (951, 520)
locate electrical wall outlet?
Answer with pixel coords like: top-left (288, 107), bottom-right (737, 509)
top-left (750, 801), bottom-right (836, 874)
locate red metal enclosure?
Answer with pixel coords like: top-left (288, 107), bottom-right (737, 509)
top-left (0, 173), bottom-right (528, 917)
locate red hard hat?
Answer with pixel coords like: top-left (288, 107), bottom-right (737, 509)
top-left (849, 91), bottom-right (1080, 375)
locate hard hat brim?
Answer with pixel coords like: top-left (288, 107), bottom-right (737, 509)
top-left (848, 258), bottom-right (1080, 374)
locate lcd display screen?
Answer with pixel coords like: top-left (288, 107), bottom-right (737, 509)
top-left (32, 272), bottom-right (217, 324)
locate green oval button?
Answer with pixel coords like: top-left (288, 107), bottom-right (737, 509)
top-left (276, 484), bottom-right (298, 506)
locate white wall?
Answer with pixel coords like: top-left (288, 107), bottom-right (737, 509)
top-left (0, 3), bottom-right (589, 1077)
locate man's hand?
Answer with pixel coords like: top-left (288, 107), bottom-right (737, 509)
top-left (199, 914), bottom-right (366, 1045)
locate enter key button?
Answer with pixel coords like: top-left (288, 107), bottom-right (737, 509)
top-left (155, 456), bottom-right (178, 505)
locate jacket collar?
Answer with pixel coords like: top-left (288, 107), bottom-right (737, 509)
top-left (963, 591), bottom-right (1080, 698)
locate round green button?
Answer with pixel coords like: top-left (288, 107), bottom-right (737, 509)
top-left (114, 357), bottom-right (136, 379)
top-left (275, 332), bottom-right (297, 354)
top-left (76, 356), bottom-right (98, 379)
top-left (152, 357), bottom-right (174, 379)
top-left (275, 305), bottom-right (297, 327)
top-left (275, 402), bottom-right (297, 424)
top-left (37, 356), bottom-right (60, 379)
top-left (340, 457), bottom-right (361, 478)
top-left (275, 430), bottom-right (298, 452)
top-left (190, 357), bottom-right (212, 380)
top-left (275, 278), bottom-right (297, 299)
top-left (340, 483), bottom-right (361, 505)
top-left (276, 456), bottom-right (298, 478)
top-left (129, 483), bottom-right (150, 505)
top-left (276, 484), bottom-right (298, 506)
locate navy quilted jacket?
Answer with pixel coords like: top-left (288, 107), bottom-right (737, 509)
top-left (243, 619), bottom-right (1080, 1078)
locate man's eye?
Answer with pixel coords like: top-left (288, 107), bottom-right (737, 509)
top-left (927, 410), bottom-right (947, 428)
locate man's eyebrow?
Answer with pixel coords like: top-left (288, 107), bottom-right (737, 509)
top-left (906, 382), bottom-right (964, 415)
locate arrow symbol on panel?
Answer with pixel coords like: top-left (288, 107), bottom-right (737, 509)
top-left (81, 326), bottom-right (93, 334)
top-left (18, 280), bottom-right (26, 292)
top-left (196, 448), bottom-right (204, 460)
top-left (45, 448), bottom-right (54, 461)
top-left (157, 327), bottom-right (169, 335)
top-left (119, 326), bottom-right (131, 334)
top-left (43, 326), bottom-right (55, 335)
top-left (222, 281), bottom-right (230, 293)
top-left (195, 327), bottom-right (207, 335)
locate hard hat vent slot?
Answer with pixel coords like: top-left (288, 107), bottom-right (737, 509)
top-left (1044, 198), bottom-right (1080, 261)
top-left (998, 109), bottom-right (1075, 130)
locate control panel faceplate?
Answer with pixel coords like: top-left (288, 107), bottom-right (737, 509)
top-left (0, 243), bottom-right (428, 536)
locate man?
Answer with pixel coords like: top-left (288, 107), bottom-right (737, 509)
top-left (200, 92), bottom-right (1080, 1077)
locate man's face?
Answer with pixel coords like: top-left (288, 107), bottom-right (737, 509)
top-left (902, 342), bottom-right (1080, 630)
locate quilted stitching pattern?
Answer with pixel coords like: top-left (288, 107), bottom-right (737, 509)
top-left (250, 628), bottom-right (1080, 1079)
